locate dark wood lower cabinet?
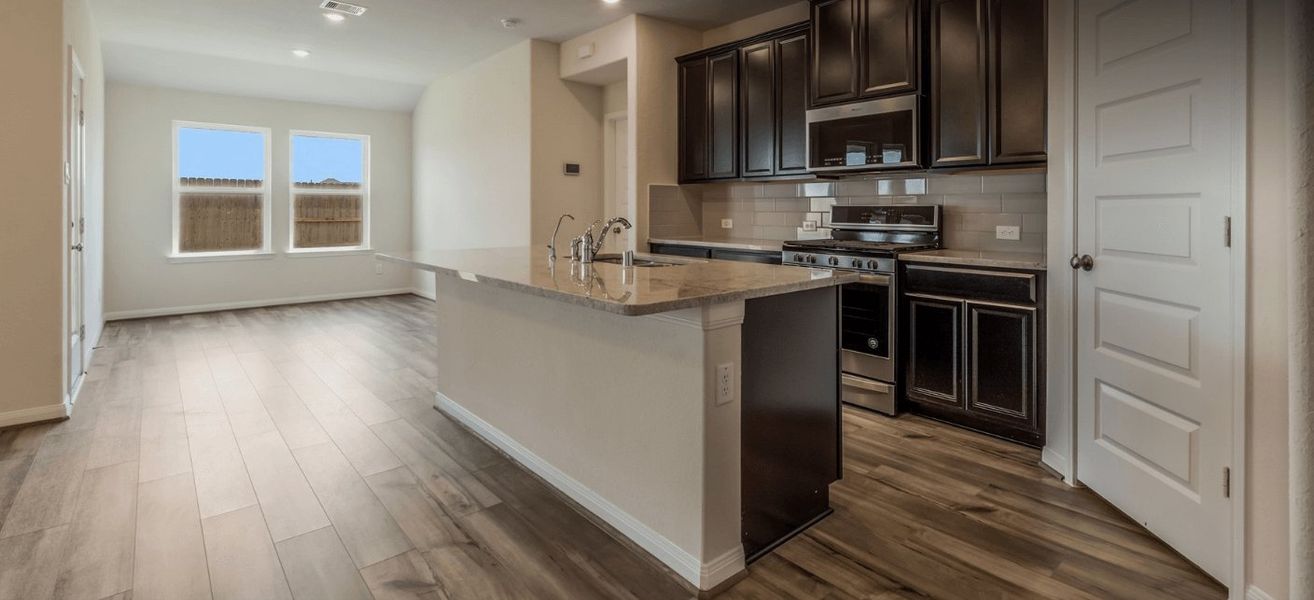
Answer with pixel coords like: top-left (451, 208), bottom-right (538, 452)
top-left (901, 263), bottom-right (1044, 446)
top-left (906, 296), bottom-right (963, 407)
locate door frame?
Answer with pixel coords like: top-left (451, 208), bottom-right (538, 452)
top-left (64, 47), bottom-right (87, 405)
top-left (1043, 0), bottom-right (1250, 594)
top-left (603, 110), bottom-right (632, 252)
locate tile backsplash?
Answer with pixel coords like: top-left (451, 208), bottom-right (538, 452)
top-left (651, 172), bottom-right (1047, 254)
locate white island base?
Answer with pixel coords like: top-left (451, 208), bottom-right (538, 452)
top-left (382, 248), bottom-right (849, 592)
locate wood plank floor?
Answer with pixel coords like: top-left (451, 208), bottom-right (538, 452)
top-left (0, 295), bottom-right (1225, 600)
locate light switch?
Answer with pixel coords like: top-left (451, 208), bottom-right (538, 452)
top-left (720, 219), bottom-right (733, 229)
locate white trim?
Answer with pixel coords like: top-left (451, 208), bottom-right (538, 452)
top-left (171, 120), bottom-right (273, 256)
top-left (64, 47), bottom-right (87, 403)
top-left (283, 247), bottom-right (376, 258)
top-left (288, 130), bottom-right (371, 252)
top-left (104, 288), bottom-right (413, 321)
top-left (1227, 0), bottom-right (1251, 595)
top-left (0, 403), bottom-right (72, 430)
top-left (645, 301), bottom-right (746, 331)
top-left (435, 391), bottom-right (744, 590)
top-left (1042, 0), bottom-right (1078, 486)
top-left (167, 251), bottom-right (276, 264)
top-left (1245, 585), bottom-right (1276, 600)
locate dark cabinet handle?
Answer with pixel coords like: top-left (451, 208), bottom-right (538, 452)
top-left (1069, 254), bottom-right (1094, 271)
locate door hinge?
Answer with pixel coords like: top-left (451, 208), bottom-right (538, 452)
top-left (1223, 467), bottom-right (1231, 498)
top-left (78, 325), bottom-right (85, 340)
top-left (1223, 217), bottom-right (1232, 247)
top-left (79, 110), bottom-right (85, 126)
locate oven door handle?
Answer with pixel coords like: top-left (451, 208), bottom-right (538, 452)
top-left (842, 374), bottom-right (892, 394)
top-left (856, 273), bottom-right (892, 286)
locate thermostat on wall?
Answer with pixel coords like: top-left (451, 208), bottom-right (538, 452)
top-left (563, 163), bottom-right (581, 176)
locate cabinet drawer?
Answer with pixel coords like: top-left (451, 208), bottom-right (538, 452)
top-left (902, 264), bottom-right (1036, 304)
top-left (710, 248), bottom-right (783, 264)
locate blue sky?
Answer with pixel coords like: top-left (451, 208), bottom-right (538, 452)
top-left (177, 127), bottom-right (364, 184)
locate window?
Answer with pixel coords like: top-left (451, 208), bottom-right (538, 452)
top-left (289, 132), bottom-right (369, 251)
top-left (172, 122), bottom-right (272, 256)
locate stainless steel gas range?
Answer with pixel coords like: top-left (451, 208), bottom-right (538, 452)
top-left (782, 205), bottom-right (942, 415)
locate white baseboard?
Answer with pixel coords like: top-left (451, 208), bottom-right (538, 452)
top-left (1246, 585), bottom-right (1275, 600)
top-left (0, 402), bottom-right (71, 429)
top-left (434, 391), bottom-right (744, 591)
top-left (104, 288), bottom-right (416, 321)
top-left (1041, 446), bottom-right (1076, 486)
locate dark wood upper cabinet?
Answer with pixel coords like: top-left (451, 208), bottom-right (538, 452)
top-left (740, 41), bottom-right (776, 177)
top-left (776, 32), bottom-right (811, 175)
top-left (679, 23), bottom-right (809, 183)
top-left (929, 0), bottom-right (989, 167)
top-left (811, 0), bottom-right (860, 106)
top-left (860, 0), bottom-right (921, 97)
top-left (708, 51), bottom-right (739, 179)
top-left (989, 0), bottom-right (1046, 164)
top-left (678, 58), bottom-right (710, 182)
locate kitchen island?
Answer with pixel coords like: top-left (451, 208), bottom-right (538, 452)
top-left (378, 248), bottom-right (853, 592)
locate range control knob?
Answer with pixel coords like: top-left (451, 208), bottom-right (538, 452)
top-left (792, 254), bottom-right (804, 263)
top-left (828, 256), bottom-right (839, 266)
top-left (867, 259), bottom-right (880, 270)
top-left (806, 255), bottom-right (817, 264)
top-left (851, 258), bottom-right (864, 268)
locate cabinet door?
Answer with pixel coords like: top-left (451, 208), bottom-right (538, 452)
top-left (966, 302), bottom-right (1035, 426)
top-left (740, 41), bottom-right (777, 177)
top-left (861, 0), bottom-right (920, 97)
top-left (776, 33), bottom-right (811, 175)
top-left (988, 0), bottom-right (1046, 164)
top-left (679, 58), bottom-right (710, 182)
top-left (811, 0), bottom-right (860, 106)
top-left (906, 295), bottom-right (964, 407)
top-left (929, 0), bottom-right (988, 167)
top-left (709, 51), bottom-right (739, 179)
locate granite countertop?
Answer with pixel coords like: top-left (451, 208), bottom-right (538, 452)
top-left (900, 249), bottom-right (1047, 271)
top-left (648, 236), bottom-right (785, 253)
top-left (378, 248), bottom-right (855, 316)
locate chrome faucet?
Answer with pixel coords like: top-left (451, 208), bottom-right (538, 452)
top-left (548, 213), bottom-right (575, 261)
top-left (590, 217), bottom-right (632, 257)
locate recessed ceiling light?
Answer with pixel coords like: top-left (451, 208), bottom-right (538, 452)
top-left (292, 49), bottom-right (311, 58)
top-left (501, 17), bottom-right (521, 29)
top-left (324, 12), bottom-right (345, 22)
top-left (602, 0), bottom-right (620, 4)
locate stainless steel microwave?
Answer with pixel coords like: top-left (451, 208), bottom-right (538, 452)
top-left (806, 94), bottom-right (921, 174)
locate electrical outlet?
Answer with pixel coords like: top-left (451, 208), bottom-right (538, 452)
top-left (720, 218), bottom-right (733, 230)
top-left (715, 363), bottom-right (734, 406)
top-left (374, 263), bottom-right (384, 275)
top-left (995, 225), bottom-right (1021, 241)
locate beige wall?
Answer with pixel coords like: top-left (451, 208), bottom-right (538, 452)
top-left (0, 0), bottom-right (104, 422)
top-left (104, 83), bottom-right (414, 317)
top-left (701, 1), bottom-right (810, 48)
top-left (530, 40), bottom-right (606, 248)
top-left (0, 1), bottom-right (65, 418)
top-left (604, 80), bottom-right (628, 115)
top-left (411, 41), bottom-right (533, 297)
top-left (1247, 1), bottom-right (1291, 597)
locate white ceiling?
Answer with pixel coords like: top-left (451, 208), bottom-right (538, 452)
top-left (90, 0), bottom-right (798, 111)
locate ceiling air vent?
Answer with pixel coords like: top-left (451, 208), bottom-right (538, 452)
top-left (320, 0), bottom-right (367, 17)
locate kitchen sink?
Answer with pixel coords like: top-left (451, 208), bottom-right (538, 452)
top-left (591, 253), bottom-right (696, 267)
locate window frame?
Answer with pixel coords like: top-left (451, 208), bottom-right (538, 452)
top-left (170, 120), bottom-right (273, 259)
top-left (287, 130), bottom-right (372, 253)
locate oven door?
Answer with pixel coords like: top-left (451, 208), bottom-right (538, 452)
top-left (840, 273), bottom-right (895, 383)
top-left (807, 94), bottom-right (921, 173)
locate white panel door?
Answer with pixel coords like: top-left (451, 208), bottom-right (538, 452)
top-left (1075, 0), bottom-right (1238, 585)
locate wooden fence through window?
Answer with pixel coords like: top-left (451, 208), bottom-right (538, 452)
top-left (179, 193), bottom-right (262, 252)
top-left (294, 194), bottom-right (362, 248)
